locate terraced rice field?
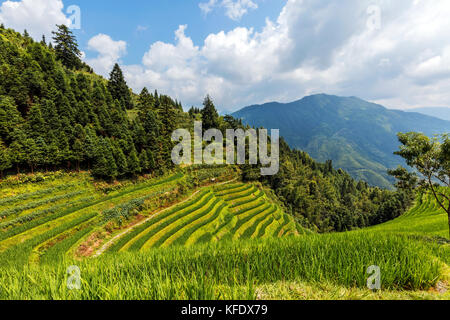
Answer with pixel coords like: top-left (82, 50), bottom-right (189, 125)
top-left (367, 191), bottom-right (450, 239)
top-left (0, 167), bottom-right (297, 266)
top-left (105, 182), bottom-right (299, 253)
top-left (0, 171), bottom-right (199, 266)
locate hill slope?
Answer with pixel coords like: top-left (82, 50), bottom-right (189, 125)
top-left (232, 94), bottom-right (450, 188)
top-left (0, 174), bottom-right (448, 299)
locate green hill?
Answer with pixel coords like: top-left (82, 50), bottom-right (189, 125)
top-left (232, 94), bottom-right (450, 189)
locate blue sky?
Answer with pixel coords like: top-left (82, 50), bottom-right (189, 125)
top-left (72, 0), bottom-right (285, 65)
top-left (1, 0), bottom-right (450, 113)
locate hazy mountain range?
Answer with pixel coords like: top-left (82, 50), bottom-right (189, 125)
top-left (232, 94), bottom-right (450, 189)
top-left (405, 107), bottom-right (450, 121)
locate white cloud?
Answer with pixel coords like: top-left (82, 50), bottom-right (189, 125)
top-left (85, 34), bottom-right (127, 77)
top-left (122, 0), bottom-right (450, 112)
top-left (199, 0), bottom-right (258, 20)
top-left (0, 0), bottom-right (71, 40)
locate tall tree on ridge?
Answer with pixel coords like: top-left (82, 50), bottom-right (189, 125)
top-left (52, 24), bottom-right (81, 69)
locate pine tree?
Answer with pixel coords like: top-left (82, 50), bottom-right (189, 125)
top-left (0, 96), bottom-right (22, 142)
top-left (139, 150), bottom-right (149, 173)
top-left (201, 95), bottom-right (219, 131)
top-left (52, 24), bottom-right (81, 69)
top-left (72, 139), bottom-right (84, 171)
top-left (115, 147), bottom-right (128, 176)
top-left (127, 147), bottom-right (141, 175)
top-left (92, 138), bottom-right (117, 179)
top-left (138, 87), bottom-right (153, 111)
top-left (108, 64), bottom-right (133, 110)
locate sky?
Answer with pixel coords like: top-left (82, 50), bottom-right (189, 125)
top-left (1, 0), bottom-right (450, 113)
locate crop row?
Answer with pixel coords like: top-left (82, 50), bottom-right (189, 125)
top-left (182, 203), bottom-right (228, 247)
top-left (0, 211), bottom-right (98, 267)
top-left (40, 225), bottom-right (95, 265)
top-left (109, 191), bottom-right (212, 252)
top-left (215, 184), bottom-right (249, 197)
top-left (160, 198), bottom-right (224, 248)
top-left (0, 173), bottom-right (183, 244)
top-left (140, 196), bottom-right (219, 250)
top-left (0, 190), bottom-right (87, 219)
top-left (239, 207), bottom-right (277, 239)
top-left (0, 183), bottom-right (78, 207)
top-left (229, 190), bottom-right (264, 208)
top-left (222, 186), bottom-right (257, 202)
top-left (254, 215), bottom-right (274, 238)
top-left (0, 196), bottom-right (96, 230)
top-left (230, 204), bottom-right (273, 240)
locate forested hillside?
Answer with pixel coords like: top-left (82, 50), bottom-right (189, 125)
top-left (0, 25), bottom-right (183, 180)
top-left (0, 25), bottom-right (412, 233)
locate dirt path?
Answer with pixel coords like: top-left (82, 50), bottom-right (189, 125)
top-left (93, 178), bottom-right (237, 257)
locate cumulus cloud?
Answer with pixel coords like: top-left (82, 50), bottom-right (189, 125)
top-left (85, 34), bottom-right (127, 77)
top-left (0, 0), bottom-right (71, 40)
top-left (199, 0), bottom-right (258, 20)
top-left (121, 0), bottom-right (450, 112)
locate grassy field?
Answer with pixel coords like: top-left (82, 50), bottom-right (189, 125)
top-left (0, 172), bottom-right (448, 300)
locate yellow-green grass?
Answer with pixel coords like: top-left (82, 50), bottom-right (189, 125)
top-left (184, 203), bottom-right (230, 246)
top-left (0, 173), bottom-right (185, 266)
top-left (141, 195), bottom-right (219, 250)
top-left (120, 191), bottom-right (213, 251)
top-left (366, 192), bottom-right (449, 238)
top-left (1, 170), bottom-right (448, 300)
top-left (0, 233), bottom-right (441, 299)
top-left (162, 199), bottom-right (225, 247)
top-left (107, 181), bottom-right (297, 253)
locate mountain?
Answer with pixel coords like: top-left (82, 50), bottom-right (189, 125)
top-left (232, 94), bottom-right (450, 189)
top-left (406, 107), bottom-right (450, 121)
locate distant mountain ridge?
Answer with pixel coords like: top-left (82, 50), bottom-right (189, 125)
top-left (232, 94), bottom-right (450, 189)
top-left (405, 107), bottom-right (450, 121)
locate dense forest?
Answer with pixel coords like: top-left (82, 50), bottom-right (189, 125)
top-left (0, 24), bottom-right (413, 232)
top-left (0, 24), bottom-right (184, 180)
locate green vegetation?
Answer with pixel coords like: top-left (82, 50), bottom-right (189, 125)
top-left (232, 94), bottom-right (450, 189)
top-left (0, 24), bottom-right (448, 300)
top-left (0, 25), bottom-right (183, 181)
top-left (0, 164), bottom-right (448, 300)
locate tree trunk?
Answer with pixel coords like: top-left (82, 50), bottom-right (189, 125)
top-left (448, 203), bottom-right (450, 239)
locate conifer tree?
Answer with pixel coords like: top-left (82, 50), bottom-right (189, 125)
top-left (201, 95), bottom-right (219, 131)
top-left (139, 150), bottom-right (149, 173)
top-left (52, 24), bottom-right (81, 69)
top-left (108, 63), bottom-right (133, 110)
top-left (115, 147), bottom-right (128, 176)
top-left (138, 87), bottom-right (153, 112)
top-left (128, 147), bottom-right (141, 175)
